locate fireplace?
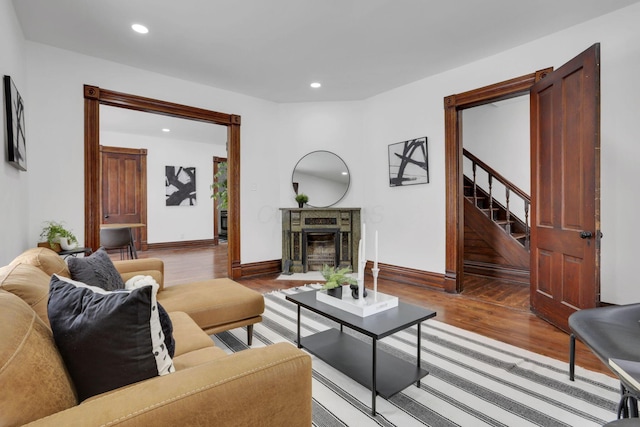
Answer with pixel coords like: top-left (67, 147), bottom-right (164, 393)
top-left (281, 208), bottom-right (361, 274)
top-left (303, 229), bottom-right (339, 271)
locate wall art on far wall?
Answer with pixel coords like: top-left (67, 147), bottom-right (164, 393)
top-left (165, 166), bottom-right (197, 206)
top-left (3, 75), bottom-right (27, 171)
top-left (388, 136), bottom-right (429, 186)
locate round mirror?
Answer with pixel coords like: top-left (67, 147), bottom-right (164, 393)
top-left (292, 151), bottom-right (350, 207)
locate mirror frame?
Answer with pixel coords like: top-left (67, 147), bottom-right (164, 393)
top-left (292, 150), bottom-right (350, 208)
top-left (83, 85), bottom-right (243, 279)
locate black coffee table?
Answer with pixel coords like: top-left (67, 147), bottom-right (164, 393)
top-left (285, 289), bottom-right (437, 415)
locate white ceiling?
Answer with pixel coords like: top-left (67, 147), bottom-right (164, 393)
top-left (100, 105), bottom-right (228, 145)
top-left (13, 0), bottom-right (640, 103)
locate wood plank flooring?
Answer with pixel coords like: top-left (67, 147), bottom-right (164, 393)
top-left (132, 244), bottom-right (611, 378)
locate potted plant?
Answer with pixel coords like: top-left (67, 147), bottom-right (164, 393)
top-left (295, 193), bottom-right (309, 208)
top-left (321, 264), bottom-right (357, 299)
top-left (39, 221), bottom-right (78, 252)
top-left (210, 161), bottom-right (228, 210)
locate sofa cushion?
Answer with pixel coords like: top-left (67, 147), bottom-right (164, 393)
top-left (68, 248), bottom-right (125, 291)
top-left (158, 278), bottom-right (264, 332)
top-left (0, 263), bottom-right (51, 327)
top-left (0, 291), bottom-right (77, 426)
top-left (172, 347), bottom-right (228, 371)
top-left (48, 275), bottom-right (175, 401)
top-left (10, 247), bottom-right (70, 277)
top-left (168, 311), bottom-right (217, 357)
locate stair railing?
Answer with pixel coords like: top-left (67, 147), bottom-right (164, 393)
top-left (463, 149), bottom-right (531, 249)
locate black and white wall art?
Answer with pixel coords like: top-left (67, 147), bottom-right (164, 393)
top-left (3, 75), bottom-right (27, 171)
top-left (388, 136), bottom-right (429, 186)
top-left (165, 166), bottom-right (197, 206)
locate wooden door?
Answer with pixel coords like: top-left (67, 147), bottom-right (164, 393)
top-left (100, 146), bottom-right (147, 250)
top-left (530, 44), bottom-right (601, 332)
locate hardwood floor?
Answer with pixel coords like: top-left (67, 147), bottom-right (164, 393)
top-left (134, 245), bottom-right (611, 378)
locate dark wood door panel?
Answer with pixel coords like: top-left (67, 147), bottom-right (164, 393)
top-left (530, 44), bottom-right (600, 332)
top-left (100, 146), bottom-right (147, 250)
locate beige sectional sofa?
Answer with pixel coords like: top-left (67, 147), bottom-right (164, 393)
top-left (0, 248), bottom-right (312, 426)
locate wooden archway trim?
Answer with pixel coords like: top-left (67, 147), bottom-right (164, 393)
top-left (84, 85), bottom-right (242, 279)
top-left (443, 68), bottom-right (552, 293)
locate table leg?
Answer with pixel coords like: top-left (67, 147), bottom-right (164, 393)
top-left (417, 322), bottom-right (422, 387)
top-left (128, 228), bottom-right (138, 259)
top-left (372, 338), bottom-right (377, 416)
top-left (296, 305), bottom-right (302, 349)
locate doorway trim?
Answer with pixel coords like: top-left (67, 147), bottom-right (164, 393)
top-left (443, 68), bottom-right (552, 293)
top-left (84, 85), bottom-right (243, 279)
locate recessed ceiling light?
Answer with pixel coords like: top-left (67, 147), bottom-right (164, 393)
top-left (162, 128), bottom-right (170, 133)
top-left (132, 24), bottom-right (149, 34)
top-left (310, 82), bottom-right (322, 89)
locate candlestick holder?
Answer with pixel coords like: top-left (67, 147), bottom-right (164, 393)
top-left (371, 267), bottom-right (379, 301)
top-left (356, 278), bottom-right (365, 304)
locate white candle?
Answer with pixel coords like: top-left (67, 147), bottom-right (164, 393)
top-left (362, 223), bottom-right (366, 264)
top-left (374, 230), bottom-right (378, 269)
top-left (357, 239), bottom-right (364, 280)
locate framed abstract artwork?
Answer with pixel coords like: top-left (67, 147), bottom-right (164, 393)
top-left (3, 75), bottom-right (27, 171)
top-left (165, 166), bottom-right (197, 206)
top-left (388, 136), bottom-right (429, 186)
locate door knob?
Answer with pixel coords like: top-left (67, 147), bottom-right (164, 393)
top-left (580, 231), bottom-right (593, 239)
top-left (104, 215), bottom-right (109, 219)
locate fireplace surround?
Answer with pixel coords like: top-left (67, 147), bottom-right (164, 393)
top-left (281, 208), bottom-right (361, 274)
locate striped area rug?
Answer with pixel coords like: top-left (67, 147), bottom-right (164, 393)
top-left (212, 285), bottom-right (620, 426)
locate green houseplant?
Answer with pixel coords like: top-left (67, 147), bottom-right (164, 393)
top-left (321, 264), bottom-right (357, 298)
top-left (295, 193), bottom-right (309, 208)
top-left (39, 221), bottom-right (78, 252)
top-left (210, 162), bottom-right (228, 210)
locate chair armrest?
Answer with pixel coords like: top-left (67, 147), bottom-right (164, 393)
top-left (113, 258), bottom-right (165, 289)
top-left (25, 343), bottom-right (312, 427)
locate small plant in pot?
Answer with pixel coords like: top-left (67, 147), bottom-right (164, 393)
top-left (39, 221), bottom-right (78, 252)
top-left (321, 264), bottom-right (357, 299)
top-left (295, 193), bottom-right (309, 208)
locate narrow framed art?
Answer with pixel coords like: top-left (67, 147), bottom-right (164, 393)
top-left (3, 75), bottom-right (27, 171)
top-left (388, 136), bottom-right (428, 186)
top-left (165, 166), bottom-right (197, 206)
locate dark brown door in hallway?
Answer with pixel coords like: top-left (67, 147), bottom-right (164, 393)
top-left (100, 146), bottom-right (147, 251)
top-left (530, 44), bottom-right (601, 333)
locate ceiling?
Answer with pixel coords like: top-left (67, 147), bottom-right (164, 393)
top-left (13, 0), bottom-right (640, 103)
top-left (100, 105), bottom-right (228, 145)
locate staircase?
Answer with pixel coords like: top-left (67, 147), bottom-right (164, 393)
top-left (464, 176), bottom-right (529, 248)
top-left (463, 149), bottom-right (530, 284)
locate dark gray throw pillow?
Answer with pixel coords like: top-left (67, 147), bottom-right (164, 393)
top-left (67, 248), bottom-right (125, 291)
top-left (48, 275), bottom-right (174, 401)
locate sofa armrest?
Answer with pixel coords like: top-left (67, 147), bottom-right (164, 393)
top-left (25, 343), bottom-right (312, 427)
top-left (113, 258), bottom-right (165, 289)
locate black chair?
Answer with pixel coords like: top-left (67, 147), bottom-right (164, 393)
top-left (100, 227), bottom-right (134, 260)
top-left (569, 303), bottom-right (640, 418)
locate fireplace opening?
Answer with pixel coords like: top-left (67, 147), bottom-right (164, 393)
top-left (302, 229), bottom-right (339, 272)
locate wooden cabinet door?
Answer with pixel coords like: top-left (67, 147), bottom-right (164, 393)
top-left (100, 146), bottom-right (147, 250)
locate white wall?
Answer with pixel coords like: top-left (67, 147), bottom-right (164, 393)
top-left (101, 130), bottom-right (227, 243)
top-left (0, 0), bottom-right (28, 265)
top-left (277, 102), bottom-right (364, 210)
top-left (24, 41), bottom-right (280, 264)
top-left (463, 96), bottom-right (530, 221)
top-left (359, 3), bottom-right (640, 304)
